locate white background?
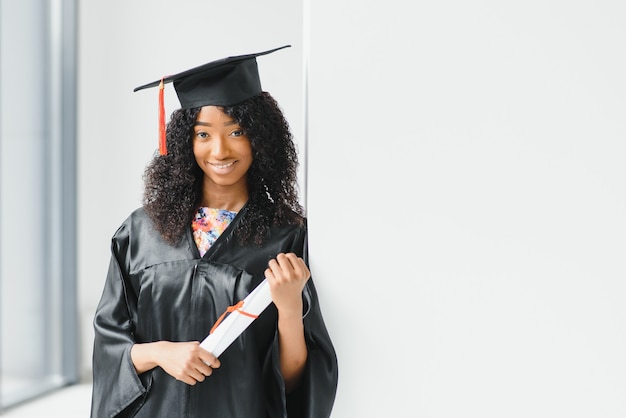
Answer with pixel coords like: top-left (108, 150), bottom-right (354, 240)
top-left (79, 1), bottom-right (626, 417)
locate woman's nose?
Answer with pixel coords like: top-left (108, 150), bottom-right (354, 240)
top-left (210, 136), bottom-right (228, 157)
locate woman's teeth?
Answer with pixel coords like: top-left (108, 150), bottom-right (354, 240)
top-left (212, 161), bottom-right (235, 168)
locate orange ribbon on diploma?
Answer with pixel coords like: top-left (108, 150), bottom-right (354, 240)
top-left (200, 278), bottom-right (272, 357)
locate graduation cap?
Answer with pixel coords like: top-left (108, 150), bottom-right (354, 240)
top-left (133, 45), bottom-right (291, 155)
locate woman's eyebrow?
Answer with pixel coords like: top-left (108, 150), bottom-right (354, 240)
top-left (194, 120), bottom-right (238, 127)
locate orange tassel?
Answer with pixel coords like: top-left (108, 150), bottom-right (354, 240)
top-left (158, 77), bottom-right (167, 155)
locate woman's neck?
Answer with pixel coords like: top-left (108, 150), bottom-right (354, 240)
top-left (200, 190), bottom-right (247, 212)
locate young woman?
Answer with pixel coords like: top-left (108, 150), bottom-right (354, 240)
top-left (90, 46), bottom-right (338, 418)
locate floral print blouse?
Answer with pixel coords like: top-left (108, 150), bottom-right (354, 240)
top-left (191, 207), bottom-right (237, 257)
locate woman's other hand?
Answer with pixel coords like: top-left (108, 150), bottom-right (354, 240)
top-left (264, 252), bottom-right (310, 314)
top-left (131, 341), bottom-right (220, 385)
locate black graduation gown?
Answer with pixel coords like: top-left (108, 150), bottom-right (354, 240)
top-left (90, 206), bottom-right (338, 418)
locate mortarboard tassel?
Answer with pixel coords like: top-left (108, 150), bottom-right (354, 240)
top-left (158, 77), bottom-right (167, 155)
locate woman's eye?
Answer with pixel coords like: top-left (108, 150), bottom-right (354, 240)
top-left (196, 131), bottom-right (209, 139)
top-left (232, 129), bottom-right (245, 137)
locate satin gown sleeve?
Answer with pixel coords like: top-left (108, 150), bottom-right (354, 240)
top-left (285, 236), bottom-right (339, 418)
top-left (251, 227), bottom-right (339, 418)
top-left (90, 223), bottom-right (148, 418)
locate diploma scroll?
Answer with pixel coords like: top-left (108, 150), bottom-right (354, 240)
top-left (200, 278), bottom-right (272, 357)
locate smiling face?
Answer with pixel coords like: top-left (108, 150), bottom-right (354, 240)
top-left (192, 105), bottom-right (253, 207)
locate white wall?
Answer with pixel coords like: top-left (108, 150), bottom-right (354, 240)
top-left (77, 0), bottom-right (303, 380)
top-left (78, 1), bottom-right (626, 417)
top-left (307, 1), bottom-right (626, 417)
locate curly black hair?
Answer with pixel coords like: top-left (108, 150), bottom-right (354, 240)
top-left (142, 92), bottom-right (305, 247)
